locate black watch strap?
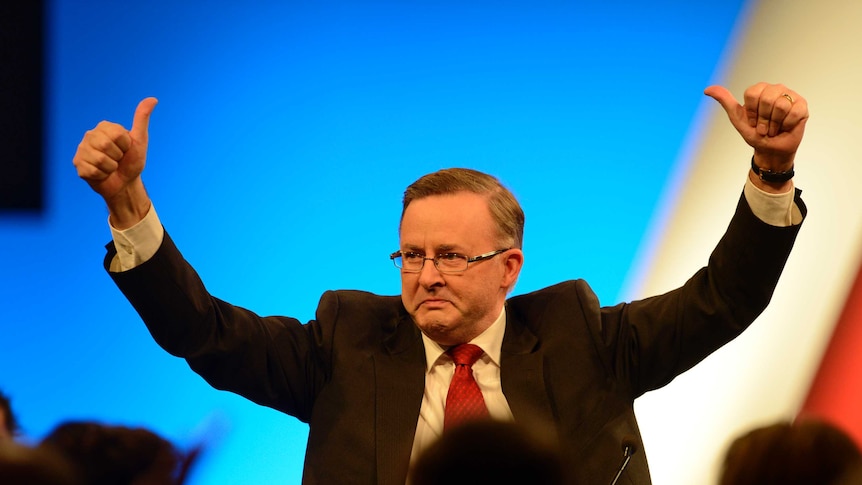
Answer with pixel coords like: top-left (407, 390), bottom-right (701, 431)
top-left (751, 156), bottom-right (794, 183)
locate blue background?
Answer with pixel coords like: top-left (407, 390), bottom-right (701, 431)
top-left (1, 1), bottom-right (746, 482)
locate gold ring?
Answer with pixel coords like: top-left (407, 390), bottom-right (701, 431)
top-left (782, 93), bottom-right (794, 104)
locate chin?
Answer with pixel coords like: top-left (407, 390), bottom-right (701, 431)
top-left (421, 322), bottom-right (472, 346)
top-left (417, 320), bottom-right (454, 342)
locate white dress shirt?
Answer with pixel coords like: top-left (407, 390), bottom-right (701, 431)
top-left (409, 308), bottom-right (513, 463)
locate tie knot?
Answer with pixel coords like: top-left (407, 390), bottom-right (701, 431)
top-left (447, 344), bottom-right (484, 366)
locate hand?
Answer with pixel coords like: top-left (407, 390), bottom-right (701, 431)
top-left (73, 97), bottom-right (158, 228)
top-left (705, 83), bottom-right (808, 172)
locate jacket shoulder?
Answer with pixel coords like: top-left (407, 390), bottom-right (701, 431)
top-left (507, 279), bottom-right (599, 310)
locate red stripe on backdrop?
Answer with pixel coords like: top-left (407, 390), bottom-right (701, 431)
top-left (799, 257), bottom-right (862, 447)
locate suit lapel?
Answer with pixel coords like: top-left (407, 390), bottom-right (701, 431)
top-left (371, 307), bottom-right (555, 483)
top-left (374, 313), bottom-right (425, 485)
top-left (500, 308), bottom-right (556, 427)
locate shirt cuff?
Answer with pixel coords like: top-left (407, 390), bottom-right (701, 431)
top-left (743, 176), bottom-right (802, 227)
top-left (108, 206), bottom-right (165, 272)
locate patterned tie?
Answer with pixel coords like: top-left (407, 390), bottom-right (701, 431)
top-left (444, 343), bottom-right (490, 430)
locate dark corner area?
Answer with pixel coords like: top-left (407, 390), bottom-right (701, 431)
top-left (0, 1), bottom-right (44, 212)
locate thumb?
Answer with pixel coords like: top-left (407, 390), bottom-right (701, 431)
top-left (704, 85), bottom-right (751, 132)
top-left (703, 85), bottom-right (738, 113)
top-left (130, 97), bottom-right (158, 143)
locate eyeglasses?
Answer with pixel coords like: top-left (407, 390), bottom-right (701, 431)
top-left (389, 248), bottom-right (511, 274)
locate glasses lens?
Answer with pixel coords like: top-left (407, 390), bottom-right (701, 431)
top-left (398, 252), bottom-right (425, 272)
top-left (435, 254), bottom-right (468, 273)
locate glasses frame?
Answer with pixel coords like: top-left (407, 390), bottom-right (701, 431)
top-left (389, 248), bottom-right (511, 274)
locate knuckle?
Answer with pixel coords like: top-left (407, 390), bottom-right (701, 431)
top-left (76, 164), bottom-right (101, 180)
top-left (93, 153), bottom-right (119, 170)
top-left (93, 136), bottom-right (117, 153)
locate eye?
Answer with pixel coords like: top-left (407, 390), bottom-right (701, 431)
top-left (438, 253), bottom-right (463, 261)
top-left (403, 252), bottom-right (424, 261)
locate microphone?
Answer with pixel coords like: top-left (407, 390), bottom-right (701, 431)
top-left (609, 436), bottom-right (638, 485)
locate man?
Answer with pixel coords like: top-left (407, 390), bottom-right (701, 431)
top-left (718, 418), bottom-right (862, 485)
top-left (39, 421), bottom-right (201, 485)
top-left (408, 420), bottom-right (566, 485)
top-left (73, 82), bottom-right (808, 484)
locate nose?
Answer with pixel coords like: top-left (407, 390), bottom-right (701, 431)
top-left (417, 257), bottom-right (445, 289)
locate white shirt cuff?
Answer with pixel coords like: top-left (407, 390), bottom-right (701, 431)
top-left (743, 176), bottom-right (801, 227)
top-left (108, 206), bottom-right (165, 272)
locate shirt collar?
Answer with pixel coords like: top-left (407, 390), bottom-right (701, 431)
top-left (421, 307), bottom-right (507, 372)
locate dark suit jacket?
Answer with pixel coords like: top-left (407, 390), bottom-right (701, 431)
top-left (106, 191), bottom-right (805, 484)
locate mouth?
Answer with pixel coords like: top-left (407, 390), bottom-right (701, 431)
top-left (419, 299), bottom-right (450, 310)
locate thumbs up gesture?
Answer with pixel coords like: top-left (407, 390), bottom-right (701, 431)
top-left (73, 98), bottom-right (158, 228)
top-left (704, 83), bottom-right (809, 190)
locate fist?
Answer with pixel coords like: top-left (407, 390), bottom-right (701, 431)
top-left (73, 98), bottom-right (157, 201)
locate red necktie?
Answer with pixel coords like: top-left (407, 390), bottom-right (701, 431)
top-left (444, 343), bottom-right (490, 430)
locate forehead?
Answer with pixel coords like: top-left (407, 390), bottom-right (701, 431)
top-left (400, 192), bottom-right (498, 248)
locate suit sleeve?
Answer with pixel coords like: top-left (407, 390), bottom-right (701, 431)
top-left (600, 189), bottom-right (806, 397)
top-left (104, 231), bottom-right (327, 422)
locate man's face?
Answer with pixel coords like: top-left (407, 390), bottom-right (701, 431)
top-left (399, 192), bottom-right (523, 346)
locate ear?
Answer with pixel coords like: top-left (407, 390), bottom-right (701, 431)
top-left (500, 249), bottom-right (524, 290)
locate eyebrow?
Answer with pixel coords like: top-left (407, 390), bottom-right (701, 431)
top-left (402, 244), bottom-right (462, 253)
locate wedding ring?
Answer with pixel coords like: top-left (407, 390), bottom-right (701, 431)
top-left (781, 93), bottom-right (794, 104)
